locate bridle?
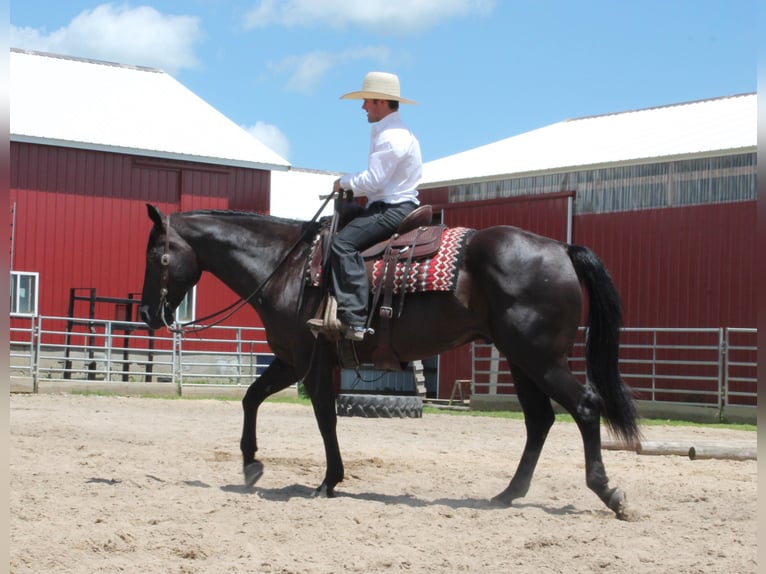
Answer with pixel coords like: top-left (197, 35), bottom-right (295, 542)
top-left (156, 213), bottom-right (172, 328)
top-left (154, 191), bottom-right (340, 335)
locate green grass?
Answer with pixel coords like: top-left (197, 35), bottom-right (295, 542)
top-left (65, 390), bottom-right (755, 431)
top-left (421, 406), bottom-right (755, 431)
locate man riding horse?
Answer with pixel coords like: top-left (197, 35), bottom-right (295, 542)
top-left (312, 71), bottom-right (422, 342)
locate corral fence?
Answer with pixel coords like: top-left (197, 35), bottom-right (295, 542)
top-left (471, 327), bottom-right (757, 423)
top-left (10, 315), bottom-right (275, 395)
top-left (10, 317), bottom-right (757, 422)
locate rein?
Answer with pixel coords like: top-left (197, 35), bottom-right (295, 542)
top-left (157, 191), bottom-right (339, 335)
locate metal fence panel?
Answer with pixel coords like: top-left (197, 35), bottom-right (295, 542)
top-left (10, 317), bottom-right (757, 413)
top-left (10, 315), bottom-right (274, 393)
top-left (471, 327), bottom-right (757, 414)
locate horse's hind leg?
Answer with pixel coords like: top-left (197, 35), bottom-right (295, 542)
top-left (240, 358), bottom-right (299, 486)
top-left (521, 359), bottom-right (628, 518)
top-left (492, 365), bottom-right (555, 506)
top-left (572, 382), bottom-right (628, 518)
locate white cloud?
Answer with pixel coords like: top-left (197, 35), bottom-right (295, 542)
top-left (245, 0), bottom-right (495, 34)
top-left (271, 46), bottom-right (391, 94)
top-left (282, 52), bottom-right (336, 93)
top-left (10, 4), bottom-right (203, 74)
top-left (244, 121), bottom-right (291, 161)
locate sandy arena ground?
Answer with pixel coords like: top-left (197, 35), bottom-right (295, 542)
top-left (10, 393), bottom-right (757, 573)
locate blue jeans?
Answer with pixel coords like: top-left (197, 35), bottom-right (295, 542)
top-left (330, 201), bottom-right (417, 326)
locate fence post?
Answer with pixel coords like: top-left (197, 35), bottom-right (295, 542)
top-left (173, 329), bottom-right (183, 396)
top-left (651, 330), bottom-right (657, 401)
top-left (105, 321), bottom-right (113, 382)
top-left (470, 342), bottom-right (476, 397)
top-left (718, 328), bottom-right (726, 421)
top-left (32, 316), bottom-right (40, 394)
top-left (489, 345), bottom-right (499, 395)
top-left (249, 341), bottom-right (255, 380)
top-left (236, 327), bottom-right (243, 380)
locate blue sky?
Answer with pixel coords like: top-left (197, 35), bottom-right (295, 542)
top-left (10, 1), bottom-right (758, 174)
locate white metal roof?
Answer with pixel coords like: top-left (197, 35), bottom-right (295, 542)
top-left (421, 93), bottom-right (756, 188)
top-left (10, 48), bottom-right (290, 171)
top-left (270, 167), bottom-right (341, 220)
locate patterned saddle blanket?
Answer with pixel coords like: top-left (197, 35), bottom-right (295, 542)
top-left (305, 225), bottom-right (473, 294)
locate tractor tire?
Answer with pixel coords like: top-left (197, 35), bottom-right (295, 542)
top-left (336, 394), bottom-right (423, 418)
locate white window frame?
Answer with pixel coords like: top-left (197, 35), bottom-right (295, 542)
top-left (175, 287), bottom-right (196, 324)
top-left (10, 271), bottom-right (39, 317)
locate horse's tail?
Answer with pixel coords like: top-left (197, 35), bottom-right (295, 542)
top-left (567, 244), bottom-right (641, 444)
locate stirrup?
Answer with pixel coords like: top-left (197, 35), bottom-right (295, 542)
top-left (344, 325), bottom-right (366, 342)
top-left (307, 295), bottom-right (343, 337)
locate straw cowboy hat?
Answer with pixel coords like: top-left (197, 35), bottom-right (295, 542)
top-left (340, 71), bottom-right (417, 105)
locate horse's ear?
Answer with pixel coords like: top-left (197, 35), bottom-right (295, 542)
top-left (146, 204), bottom-right (165, 226)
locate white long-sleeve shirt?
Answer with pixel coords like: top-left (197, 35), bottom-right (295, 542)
top-left (339, 111), bottom-right (422, 206)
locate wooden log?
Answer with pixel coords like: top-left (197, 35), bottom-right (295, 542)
top-left (603, 439), bottom-right (757, 461)
top-left (601, 439), bottom-right (639, 452)
top-left (636, 441), bottom-right (693, 457)
top-left (688, 445), bottom-right (757, 461)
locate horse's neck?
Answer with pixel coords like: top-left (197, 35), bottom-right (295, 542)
top-left (181, 215), bottom-right (305, 301)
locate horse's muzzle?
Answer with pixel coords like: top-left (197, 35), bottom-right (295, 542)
top-left (139, 303), bottom-right (173, 330)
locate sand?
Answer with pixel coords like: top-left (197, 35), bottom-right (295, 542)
top-left (10, 393), bottom-right (757, 573)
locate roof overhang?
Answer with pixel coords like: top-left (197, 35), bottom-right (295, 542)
top-left (420, 146), bottom-right (756, 189)
top-left (10, 134), bottom-right (291, 172)
top-left (11, 49), bottom-right (291, 172)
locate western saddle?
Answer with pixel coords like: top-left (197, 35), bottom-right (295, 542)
top-left (308, 203), bottom-right (443, 370)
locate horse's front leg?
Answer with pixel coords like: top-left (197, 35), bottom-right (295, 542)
top-left (241, 358), bottom-right (298, 486)
top-left (304, 341), bottom-right (344, 497)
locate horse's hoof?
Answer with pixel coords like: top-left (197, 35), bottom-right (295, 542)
top-left (608, 487), bottom-right (629, 520)
top-left (490, 494), bottom-right (513, 507)
top-left (244, 461), bottom-right (264, 487)
top-left (312, 483), bottom-right (336, 498)
top-left (609, 488), bottom-right (643, 521)
top-left (312, 484), bottom-right (327, 498)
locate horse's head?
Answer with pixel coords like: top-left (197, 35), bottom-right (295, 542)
top-left (139, 204), bottom-right (202, 329)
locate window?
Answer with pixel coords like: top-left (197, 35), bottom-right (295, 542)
top-left (175, 287), bottom-right (196, 324)
top-left (447, 152), bottom-right (756, 214)
top-left (10, 271), bottom-right (39, 316)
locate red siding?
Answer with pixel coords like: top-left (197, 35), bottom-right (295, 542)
top-left (10, 142), bottom-right (270, 326)
top-left (418, 187), bottom-right (448, 205)
top-left (574, 201), bottom-right (756, 328)
top-left (422, 194), bottom-right (756, 398)
top-left (438, 193), bottom-right (572, 242)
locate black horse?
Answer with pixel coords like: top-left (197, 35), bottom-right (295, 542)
top-left (139, 203), bottom-right (640, 519)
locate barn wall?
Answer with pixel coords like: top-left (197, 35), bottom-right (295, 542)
top-left (573, 200), bottom-right (756, 328)
top-left (10, 142), bottom-right (270, 327)
top-left (439, 192), bottom-right (572, 241)
top-left (422, 193), bottom-right (756, 398)
top-left (417, 187), bottom-right (448, 206)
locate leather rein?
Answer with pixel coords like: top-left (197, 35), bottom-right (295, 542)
top-left (155, 193), bottom-right (338, 335)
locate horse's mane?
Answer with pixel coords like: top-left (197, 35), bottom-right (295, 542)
top-left (184, 209), bottom-right (327, 235)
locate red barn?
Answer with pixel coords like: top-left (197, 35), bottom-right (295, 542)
top-left (418, 93), bottom-right (756, 399)
top-left (10, 48), bottom-right (289, 333)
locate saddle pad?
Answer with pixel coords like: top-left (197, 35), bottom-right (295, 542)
top-left (369, 226), bottom-right (472, 294)
top-left (305, 227), bottom-right (472, 294)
